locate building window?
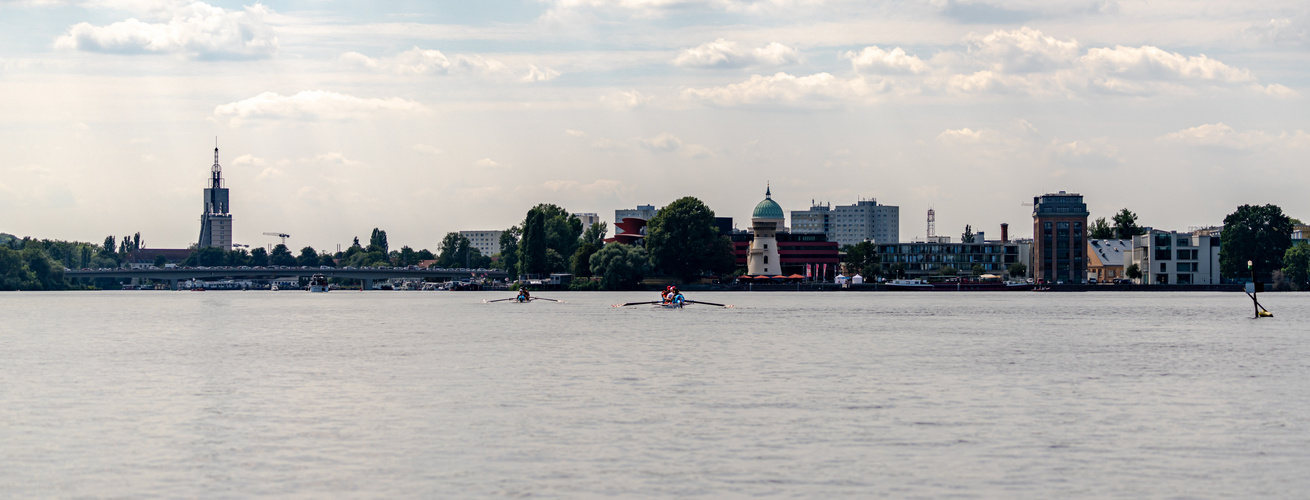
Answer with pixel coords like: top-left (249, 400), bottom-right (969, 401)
top-left (1160, 263), bottom-right (1166, 273)
top-left (764, 255), bottom-right (768, 264)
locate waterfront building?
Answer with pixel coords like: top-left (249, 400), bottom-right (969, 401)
top-left (747, 187), bottom-right (784, 275)
top-left (1032, 191), bottom-right (1088, 284)
top-left (459, 230), bottom-right (503, 257)
top-left (877, 239), bottom-right (1022, 279)
top-left (1126, 230), bottom-right (1221, 284)
top-left (790, 198), bottom-right (899, 247)
top-left (1087, 239), bottom-right (1131, 283)
top-left (198, 146), bottom-right (232, 251)
top-left (732, 232), bottom-right (840, 277)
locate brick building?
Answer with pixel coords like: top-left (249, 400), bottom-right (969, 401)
top-left (1032, 191), bottom-right (1088, 284)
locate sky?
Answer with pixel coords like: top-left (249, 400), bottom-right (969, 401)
top-left (1, 0), bottom-right (1308, 252)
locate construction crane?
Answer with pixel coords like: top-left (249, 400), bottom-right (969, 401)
top-left (262, 232), bottom-right (290, 245)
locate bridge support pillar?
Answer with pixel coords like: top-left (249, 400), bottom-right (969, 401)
top-left (362, 279), bottom-right (373, 291)
top-left (169, 279), bottom-right (178, 291)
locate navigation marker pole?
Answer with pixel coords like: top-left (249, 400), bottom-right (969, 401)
top-left (1247, 260), bottom-right (1273, 318)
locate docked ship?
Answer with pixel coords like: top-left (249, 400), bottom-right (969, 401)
top-left (309, 274), bottom-right (330, 292)
top-left (885, 277), bottom-right (1032, 291)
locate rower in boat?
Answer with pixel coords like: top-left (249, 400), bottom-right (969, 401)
top-left (517, 286), bottom-right (531, 302)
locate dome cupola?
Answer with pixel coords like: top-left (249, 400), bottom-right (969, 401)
top-left (752, 184), bottom-right (784, 220)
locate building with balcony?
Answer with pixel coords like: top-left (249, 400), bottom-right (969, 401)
top-left (791, 198), bottom-right (899, 247)
top-left (459, 230), bottom-right (503, 257)
top-left (1126, 230), bottom-right (1221, 284)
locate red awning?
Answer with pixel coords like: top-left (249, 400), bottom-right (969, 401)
top-left (787, 274), bottom-right (804, 279)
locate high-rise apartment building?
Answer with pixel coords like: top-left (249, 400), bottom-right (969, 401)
top-left (459, 230), bottom-right (503, 257)
top-left (791, 199), bottom-right (898, 247)
top-left (1032, 191), bottom-right (1088, 283)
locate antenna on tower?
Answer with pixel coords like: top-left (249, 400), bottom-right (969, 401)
top-left (927, 207), bottom-right (936, 238)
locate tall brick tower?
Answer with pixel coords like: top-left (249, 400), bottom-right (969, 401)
top-left (1032, 191), bottom-right (1088, 284)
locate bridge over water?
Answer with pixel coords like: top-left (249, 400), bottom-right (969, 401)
top-left (65, 267), bottom-right (510, 290)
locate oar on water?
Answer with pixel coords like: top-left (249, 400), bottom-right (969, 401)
top-left (686, 300), bottom-right (732, 308)
top-left (483, 297), bottom-right (518, 303)
top-left (612, 300), bottom-right (662, 307)
top-left (532, 297), bottom-right (563, 303)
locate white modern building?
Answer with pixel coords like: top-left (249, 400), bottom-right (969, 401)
top-left (1127, 230), bottom-right (1221, 284)
top-left (459, 230), bottom-right (503, 257)
top-left (791, 198), bottom-right (899, 247)
top-left (748, 187), bottom-right (784, 275)
top-left (573, 212), bottom-right (600, 229)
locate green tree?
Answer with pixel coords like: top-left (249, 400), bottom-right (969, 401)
top-left (842, 241), bottom-right (881, 277)
top-left (250, 247), bottom-right (269, 266)
top-left (496, 226), bottom-right (521, 273)
top-left (961, 225), bottom-right (975, 243)
top-left (1221, 204), bottom-right (1293, 282)
top-left (153, 255), bottom-right (167, 268)
top-left (1007, 262), bottom-right (1027, 278)
top-left (645, 196), bottom-right (735, 282)
top-left (1126, 263), bottom-right (1142, 281)
top-left (102, 235), bottom-right (115, 255)
top-left (570, 242), bottom-right (599, 278)
top-left (890, 263), bottom-right (907, 279)
top-left (1281, 242), bottom-right (1310, 290)
top-left (589, 242), bottom-right (651, 290)
top-left (1089, 217), bottom-right (1115, 239)
top-left (940, 265), bottom-right (958, 276)
top-left (519, 209), bottom-right (548, 276)
top-left (227, 248), bottom-right (250, 267)
top-left (438, 232), bottom-right (473, 268)
top-left (297, 246), bottom-right (320, 267)
top-left (270, 244), bottom-right (296, 266)
top-left (369, 228), bottom-right (389, 254)
top-left (1112, 208), bottom-right (1147, 239)
top-left (972, 264), bottom-right (986, 276)
top-left (398, 246), bottom-right (418, 266)
top-left (582, 222), bottom-right (608, 247)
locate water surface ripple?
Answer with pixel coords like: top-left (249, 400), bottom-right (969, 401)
top-left (3, 291), bottom-right (1307, 498)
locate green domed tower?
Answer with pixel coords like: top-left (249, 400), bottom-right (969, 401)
top-left (748, 185), bottom-right (784, 275)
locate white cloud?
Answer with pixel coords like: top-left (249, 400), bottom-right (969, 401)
top-left (964, 26), bottom-right (1080, 73)
top-left (54, 2), bottom-right (277, 59)
top-left (474, 158), bottom-right (505, 168)
top-left (682, 72), bottom-right (885, 107)
top-left (674, 39), bottom-right (801, 69)
top-left (600, 89), bottom-right (651, 110)
top-left (1244, 16), bottom-right (1310, 46)
top-left (565, 129), bottom-right (588, 137)
top-left (212, 90), bottom-right (428, 126)
top-left (340, 47), bottom-right (558, 82)
top-left (1080, 46), bottom-right (1252, 83)
top-left (637, 133), bottom-right (712, 157)
top-left (545, 0), bottom-right (822, 18)
top-left (1157, 123), bottom-right (1310, 151)
top-left (1046, 138), bottom-right (1122, 167)
top-left (232, 153), bottom-right (265, 166)
top-left (413, 144), bottom-right (443, 155)
top-left (844, 46), bottom-right (928, 74)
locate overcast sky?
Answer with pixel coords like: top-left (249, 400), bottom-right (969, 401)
top-left (2, 0), bottom-right (1308, 251)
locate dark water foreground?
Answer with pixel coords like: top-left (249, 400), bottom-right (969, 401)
top-left (3, 291), bottom-right (1306, 498)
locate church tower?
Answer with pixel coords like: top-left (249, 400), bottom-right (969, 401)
top-left (197, 144), bottom-right (232, 251)
top-left (748, 185), bottom-right (784, 275)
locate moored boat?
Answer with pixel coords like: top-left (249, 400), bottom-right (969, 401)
top-left (885, 277), bottom-right (1032, 291)
top-left (309, 274), bottom-right (330, 292)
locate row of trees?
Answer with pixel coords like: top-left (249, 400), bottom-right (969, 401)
top-left (491, 197), bottom-right (738, 289)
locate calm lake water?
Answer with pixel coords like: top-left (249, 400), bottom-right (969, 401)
top-left (3, 291), bottom-right (1308, 498)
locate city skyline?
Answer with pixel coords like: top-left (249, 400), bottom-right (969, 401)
top-left (2, 0), bottom-right (1307, 251)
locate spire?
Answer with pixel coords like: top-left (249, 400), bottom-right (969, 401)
top-left (210, 139), bottom-right (223, 188)
top-left (765, 182), bottom-right (771, 198)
